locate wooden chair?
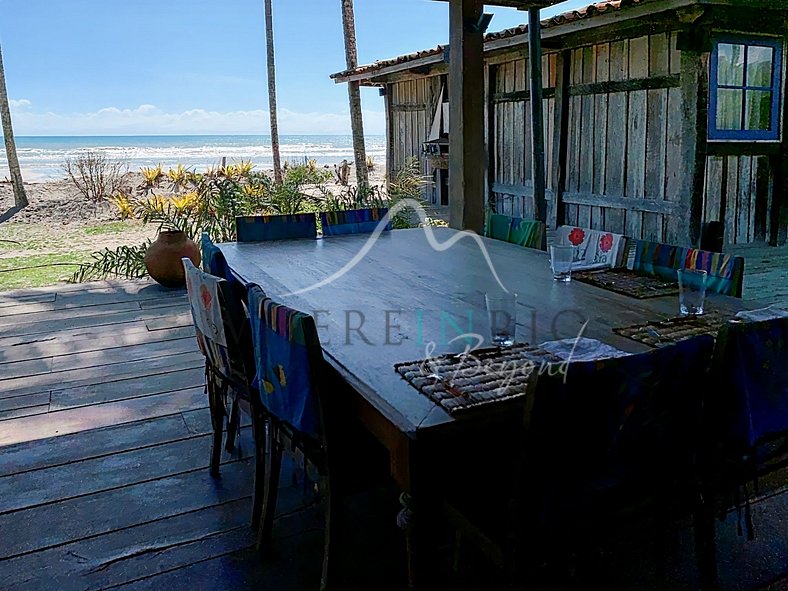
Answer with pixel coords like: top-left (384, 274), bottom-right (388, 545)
top-left (444, 335), bottom-right (716, 589)
top-left (484, 212), bottom-right (544, 250)
top-left (182, 259), bottom-right (269, 530)
top-left (700, 317), bottom-right (788, 564)
top-left (236, 213), bottom-right (317, 242)
top-left (246, 284), bottom-right (339, 589)
top-left (630, 240), bottom-right (745, 297)
top-left (319, 207), bottom-right (390, 236)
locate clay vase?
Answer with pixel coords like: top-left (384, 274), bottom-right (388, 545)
top-left (144, 230), bottom-right (201, 288)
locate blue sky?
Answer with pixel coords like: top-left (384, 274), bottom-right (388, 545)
top-left (0, 0), bottom-right (588, 136)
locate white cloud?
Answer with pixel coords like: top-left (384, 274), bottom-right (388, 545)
top-left (9, 98), bottom-right (32, 109)
top-left (7, 102), bottom-right (386, 136)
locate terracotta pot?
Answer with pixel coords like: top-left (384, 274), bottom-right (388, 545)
top-left (144, 230), bottom-right (201, 288)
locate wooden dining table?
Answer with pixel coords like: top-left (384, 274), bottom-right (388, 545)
top-left (217, 227), bottom-right (750, 587)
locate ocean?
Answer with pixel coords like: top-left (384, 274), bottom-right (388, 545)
top-left (0, 135), bottom-right (387, 182)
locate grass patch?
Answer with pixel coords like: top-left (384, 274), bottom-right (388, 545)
top-left (83, 221), bottom-right (130, 236)
top-left (0, 253), bottom-right (85, 292)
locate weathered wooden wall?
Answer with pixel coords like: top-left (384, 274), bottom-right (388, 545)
top-left (561, 33), bottom-right (684, 243)
top-left (489, 53), bottom-right (556, 218)
top-left (387, 77), bottom-right (444, 201)
top-left (703, 155), bottom-right (774, 245)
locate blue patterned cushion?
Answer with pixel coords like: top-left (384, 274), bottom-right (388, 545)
top-left (631, 240), bottom-right (744, 297)
top-left (236, 213), bottom-right (317, 242)
top-left (716, 318), bottom-right (788, 448)
top-left (248, 284), bottom-right (323, 440)
top-left (532, 335), bottom-right (715, 484)
top-left (320, 208), bottom-right (390, 236)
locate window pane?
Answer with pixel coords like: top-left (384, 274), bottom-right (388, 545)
top-left (745, 89), bottom-right (772, 130)
top-left (717, 88), bottom-right (743, 130)
top-left (718, 43), bottom-right (745, 86)
top-left (746, 45), bottom-right (774, 88)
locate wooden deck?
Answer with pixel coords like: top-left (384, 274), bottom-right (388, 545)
top-left (0, 278), bottom-right (786, 590)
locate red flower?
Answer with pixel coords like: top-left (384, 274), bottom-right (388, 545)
top-left (568, 227), bottom-right (585, 246)
top-left (200, 284), bottom-right (212, 310)
top-left (599, 233), bottom-right (614, 253)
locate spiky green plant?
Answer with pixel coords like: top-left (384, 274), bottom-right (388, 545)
top-left (70, 241), bottom-right (151, 283)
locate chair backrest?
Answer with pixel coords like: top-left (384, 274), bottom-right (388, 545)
top-left (236, 213), bottom-right (317, 242)
top-left (553, 225), bottom-right (628, 269)
top-left (182, 258), bottom-right (252, 388)
top-left (530, 335), bottom-right (715, 485)
top-left (712, 317), bottom-right (788, 449)
top-left (247, 284), bottom-right (325, 441)
top-left (319, 208), bottom-right (390, 236)
top-left (484, 213), bottom-right (545, 250)
top-left (200, 232), bottom-right (229, 277)
top-left (631, 240), bottom-right (745, 297)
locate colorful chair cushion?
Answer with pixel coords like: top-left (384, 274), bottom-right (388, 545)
top-left (484, 213), bottom-right (545, 250)
top-left (532, 335), bottom-right (715, 492)
top-left (320, 208), bottom-right (390, 236)
top-left (553, 226), bottom-right (628, 270)
top-left (236, 213), bottom-right (317, 242)
top-left (200, 232), bottom-right (230, 278)
top-left (247, 284), bottom-right (324, 440)
top-left (631, 241), bottom-right (744, 297)
top-left (183, 258), bottom-right (249, 387)
top-left (714, 317), bottom-right (788, 449)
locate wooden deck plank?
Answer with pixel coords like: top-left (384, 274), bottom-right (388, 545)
top-left (0, 428), bottom-right (252, 515)
top-left (0, 498), bottom-right (253, 591)
top-left (0, 457), bottom-right (253, 560)
top-left (0, 352), bottom-right (204, 400)
top-left (0, 387), bottom-right (205, 446)
top-left (50, 367), bottom-right (205, 410)
top-left (0, 325), bottom-right (194, 365)
top-left (0, 289), bottom-right (185, 319)
top-left (0, 412), bottom-right (204, 476)
top-left (0, 300), bottom-right (142, 328)
top-left (0, 304), bottom-right (187, 339)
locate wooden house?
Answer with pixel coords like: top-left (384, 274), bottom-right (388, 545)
top-left (332, 0), bottom-right (788, 247)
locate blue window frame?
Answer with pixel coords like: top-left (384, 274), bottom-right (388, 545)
top-left (708, 35), bottom-right (783, 141)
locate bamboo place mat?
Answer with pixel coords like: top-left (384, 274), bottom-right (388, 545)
top-left (394, 343), bottom-right (563, 415)
top-left (572, 269), bottom-right (679, 299)
top-left (613, 312), bottom-right (731, 347)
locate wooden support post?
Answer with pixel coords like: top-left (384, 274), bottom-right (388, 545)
top-left (679, 50), bottom-right (709, 246)
top-left (550, 50), bottom-right (569, 229)
top-left (448, 0), bottom-right (486, 233)
top-left (527, 8), bottom-right (547, 228)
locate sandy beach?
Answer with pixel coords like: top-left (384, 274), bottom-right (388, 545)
top-left (0, 162), bottom-right (387, 291)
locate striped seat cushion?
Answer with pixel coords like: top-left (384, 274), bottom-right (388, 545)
top-left (632, 241), bottom-right (744, 297)
top-left (485, 213), bottom-right (545, 250)
top-left (320, 208), bottom-right (390, 236)
top-left (236, 213), bottom-right (317, 242)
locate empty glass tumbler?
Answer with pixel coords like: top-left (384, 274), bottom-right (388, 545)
top-left (677, 269), bottom-right (707, 315)
top-left (550, 245), bottom-right (574, 282)
top-left (485, 292), bottom-right (517, 348)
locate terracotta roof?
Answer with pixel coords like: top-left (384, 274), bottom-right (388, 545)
top-left (331, 0), bottom-right (644, 81)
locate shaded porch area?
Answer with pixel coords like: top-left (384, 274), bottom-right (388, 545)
top-left (0, 279), bottom-right (786, 590)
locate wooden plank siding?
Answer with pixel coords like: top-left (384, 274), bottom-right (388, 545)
top-left (489, 53), bottom-right (557, 218)
top-left (559, 33), bottom-right (684, 241)
top-left (703, 155), bottom-right (774, 245)
top-left (375, 16), bottom-right (787, 246)
top-left (387, 76), bottom-right (444, 202)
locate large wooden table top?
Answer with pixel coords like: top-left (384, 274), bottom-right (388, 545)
top-left (218, 228), bottom-right (748, 439)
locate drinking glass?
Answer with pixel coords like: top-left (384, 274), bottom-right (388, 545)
top-left (485, 292), bottom-right (517, 348)
top-left (677, 269), bottom-right (707, 315)
top-left (550, 245), bottom-right (574, 282)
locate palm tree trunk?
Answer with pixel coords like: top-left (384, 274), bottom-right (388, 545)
top-left (264, 0), bottom-right (282, 184)
top-left (0, 43), bottom-right (28, 208)
top-left (341, 0), bottom-right (369, 191)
